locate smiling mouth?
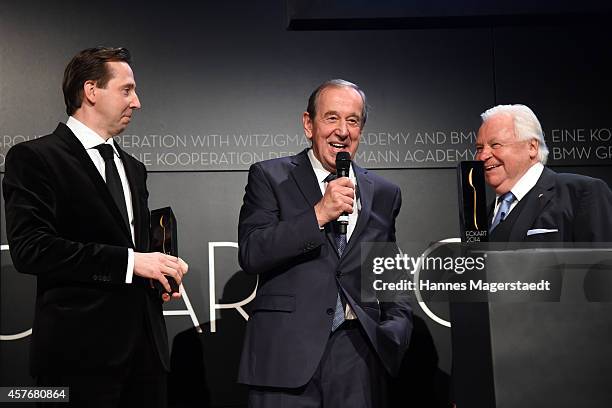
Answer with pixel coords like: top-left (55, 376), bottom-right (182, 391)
top-left (485, 164), bottom-right (501, 171)
top-left (329, 142), bottom-right (346, 149)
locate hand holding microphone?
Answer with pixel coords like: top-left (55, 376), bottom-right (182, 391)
top-left (314, 152), bottom-right (354, 231)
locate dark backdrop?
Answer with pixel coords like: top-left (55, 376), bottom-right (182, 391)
top-left (1, 1), bottom-right (611, 407)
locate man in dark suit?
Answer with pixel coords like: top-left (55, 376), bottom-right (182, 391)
top-left (475, 104), bottom-right (612, 242)
top-left (3, 47), bottom-right (188, 407)
top-left (237, 79), bottom-right (413, 407)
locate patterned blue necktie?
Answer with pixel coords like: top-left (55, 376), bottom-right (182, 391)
top-left (331, 232), bottom-right (347, 331)
top-left (324, 173), bottom-right (347, 332)
top-left (490, 191), bottom-right (516, 232)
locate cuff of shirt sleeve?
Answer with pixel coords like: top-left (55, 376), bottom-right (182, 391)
top-left (125, 248), bottom-right (134, 284)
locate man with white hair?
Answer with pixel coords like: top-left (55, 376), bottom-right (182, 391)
top-left (475, 104), bottom-right (612, 242)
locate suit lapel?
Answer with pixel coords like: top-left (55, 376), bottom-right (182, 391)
top-left (55, 123), bottom-right (133, 242)
top-left (289, 150), bottom-right (323, 207)
top-left (507, 168), bottom-right (555, 242)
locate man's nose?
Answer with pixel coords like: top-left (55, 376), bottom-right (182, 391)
top-left (476, 145), bottom-right (491, 161)
top-left (131, 92), bottom-right (142, 109)
top-left (336, 120), bottom-right (349, 137)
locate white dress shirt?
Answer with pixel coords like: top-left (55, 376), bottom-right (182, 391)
top-left (66, 116), bottom-right (135, 283)
top-left (492, 162), bottom-right (545, 221)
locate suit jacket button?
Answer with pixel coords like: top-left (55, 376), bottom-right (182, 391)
top-left (336, 270), bottom-right (342, 277)
top-left (326, 308), bottom-right (334, 315)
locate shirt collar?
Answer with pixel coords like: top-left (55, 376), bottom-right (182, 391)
top-left (66, 116), bottom-right (118, 156)
top-left (500, 162), bottom-right (544, 202)
top-left (307, 148), bottom-right (355, 184)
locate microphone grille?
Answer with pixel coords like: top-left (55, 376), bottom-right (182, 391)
top-left (336, 152), bottom-right (351, 162)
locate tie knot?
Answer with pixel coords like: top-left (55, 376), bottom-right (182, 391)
top-left (498, 191), bottom-right (516, 205)
top-left (95, 144), bottom-right (115, 161)
top-left (324, 173), bottom-right (337, 183)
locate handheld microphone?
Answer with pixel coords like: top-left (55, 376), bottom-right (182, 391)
top-left (335, 152), bottom-right (351, 235)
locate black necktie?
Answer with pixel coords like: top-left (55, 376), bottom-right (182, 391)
top-left (95, 144), bottom-right (129, 229)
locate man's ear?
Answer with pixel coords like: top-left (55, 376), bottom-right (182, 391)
top-left (302, 112), bottom-right (313, 140)
top-left (82, 80), bottom-right (97, 105)
top-left (528, 138), bottom-right (539, 160)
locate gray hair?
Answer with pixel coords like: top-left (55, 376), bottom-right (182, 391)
top-left (306, 79), bottom-right (368, 127)
top-left (481, 104), bottom-right (549, 164)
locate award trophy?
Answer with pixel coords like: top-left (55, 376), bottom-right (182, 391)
top-left (456, 161), bottom-right (488, 243)
top-left (150, 207), bottom-right (180, 295)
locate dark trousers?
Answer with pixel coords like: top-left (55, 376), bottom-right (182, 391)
top-left (36, 327), bottom-right (166, 408)
top-left (248, 321), bottom-right (388, 408)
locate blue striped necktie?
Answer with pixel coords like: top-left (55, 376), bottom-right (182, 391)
top-left (331, 232), bottom-right (347, 331)
top-left (324, 173), bottom-right (347, 331)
